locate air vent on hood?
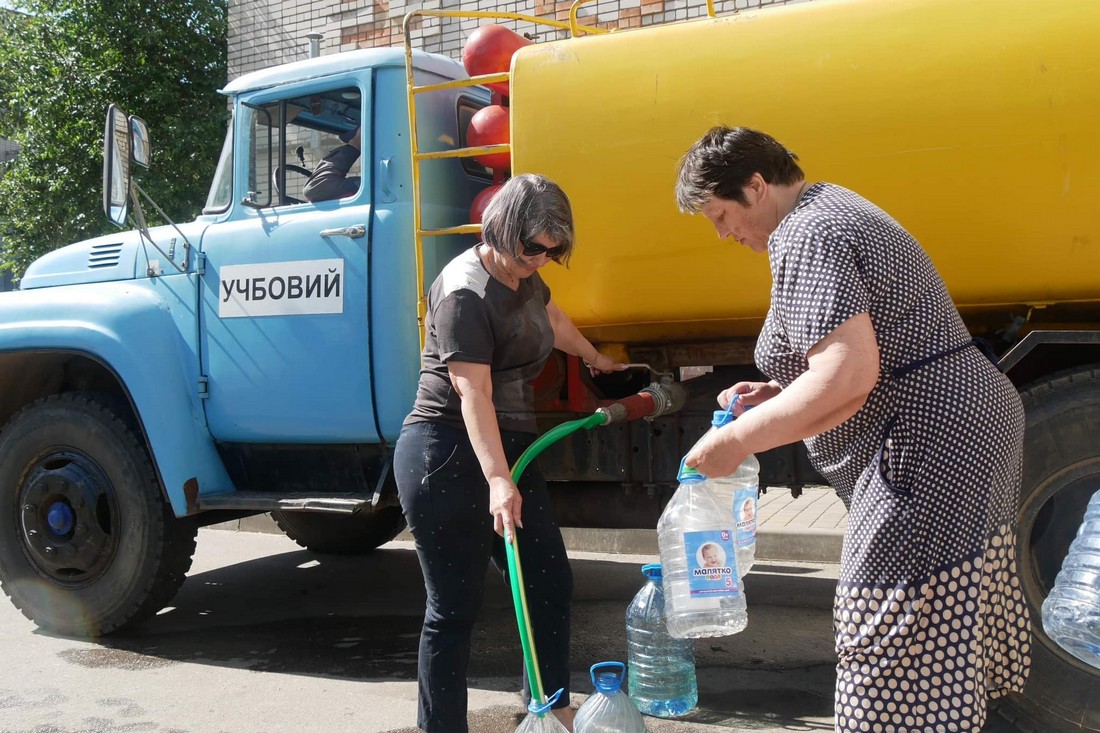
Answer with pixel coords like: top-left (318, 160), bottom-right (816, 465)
top-left (88, 242), bottom-right (123, 269)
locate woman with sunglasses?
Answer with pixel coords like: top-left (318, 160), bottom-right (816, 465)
top-left (394, 173), bottom-right (625, 733)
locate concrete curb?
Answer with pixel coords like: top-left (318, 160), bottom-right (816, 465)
top-left (554, 526), bottom-right (843, 564)
top-left (757, 526), bottom-right (843, 564)
top-left (210, 515), bottom-right (843, 564)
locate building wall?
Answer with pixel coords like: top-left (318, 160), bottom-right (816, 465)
top-left (229, 0), bottom-right (805, 81)
top-left (0, 139), bottom-right (17, 291)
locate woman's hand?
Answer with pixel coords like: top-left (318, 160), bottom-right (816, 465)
top-left (685, 380), bottom-right (779, 477)
top-left (585, 351), bottom-right (629, 376)
top-left (489, 476), bottom-right (523, 542)
top-left (684, 427), bottom-right (748, 479)
top-left (718, 380), bottom-right (782, 414)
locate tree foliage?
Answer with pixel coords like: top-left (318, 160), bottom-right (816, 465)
top-left (0, 0), bottom-right (228, 278)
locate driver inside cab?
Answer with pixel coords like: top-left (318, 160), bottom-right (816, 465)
top-left (303, 126), bottom-right (360, 202)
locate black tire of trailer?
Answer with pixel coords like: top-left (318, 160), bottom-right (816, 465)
top-left (995, 366), bottom-right (1100, 732)
top-left (271, 506), bottom-right (407, 555)
top-left (0, 392), bottom-right (197, 637)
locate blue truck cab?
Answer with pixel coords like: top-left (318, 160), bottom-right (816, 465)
top-left (0, 48), bottom-right (489, 636)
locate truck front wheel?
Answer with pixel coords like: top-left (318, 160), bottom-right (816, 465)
top-left (999, 366), bottom-right (1100, 732)
top-left (0, 392), bottom-right (197, 637)
top-left (272, 506), bottom-right (406, 555)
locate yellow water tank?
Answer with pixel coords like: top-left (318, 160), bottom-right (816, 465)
top-left (510, 0), bottom-right (1100, 344)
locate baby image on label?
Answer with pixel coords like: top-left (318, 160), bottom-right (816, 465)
top-left (735, 488), bottom-right (757, 548)
top-left (683, 529), bottom-right (740, 598)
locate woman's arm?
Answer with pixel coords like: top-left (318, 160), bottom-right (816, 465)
top-left (686, 311), bottom-right (880, 477)
top-left (303, 143), bottom-right (361, 203)
top-left (448, 360), bottom-right (523, 540)
top-left (546, 298), bottom-right (625, 373)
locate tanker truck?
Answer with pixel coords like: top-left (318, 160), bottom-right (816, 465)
top-left (0, 0), bottom-right (1095, 729)
top-left (410, 0), bottom-right (1100, 728)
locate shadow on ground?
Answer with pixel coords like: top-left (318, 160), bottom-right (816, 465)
top-left (42, 541), bottom-right (843, 729)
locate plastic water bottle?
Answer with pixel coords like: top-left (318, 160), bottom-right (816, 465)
top-left (700, 410), bottom-right (760, 577)
top-left (1042, 488), bottom-right (1100, 669)
top-left (657, 460), bottom-right (747, 638)
top-left (574, 662), bottom-right (647, 733)
top-left (626, 564), bottom-right (698, 717)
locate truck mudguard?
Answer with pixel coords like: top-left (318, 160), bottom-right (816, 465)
top-left (0, 280), bottom-right (232, 516)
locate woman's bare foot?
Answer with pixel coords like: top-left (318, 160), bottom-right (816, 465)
top-left (551, 706), bottom-right (575, 732)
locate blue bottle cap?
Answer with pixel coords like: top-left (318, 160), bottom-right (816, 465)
top-left (641, 563), bottom-right (662, 581)
top-left (589, 661), bottom-right (625, 694)
top-left (711, 409), bottom-right (734, 428)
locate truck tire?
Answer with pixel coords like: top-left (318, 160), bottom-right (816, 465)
top-left (0, 393), bottom-right (197, 637)
top-left (272, 506), bottom-right (406, 555)
top-left (996, 367), bottom-right (1100, 732)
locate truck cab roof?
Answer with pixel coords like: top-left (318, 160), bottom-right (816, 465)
top-left (221, 47), bottom-right (465, 96)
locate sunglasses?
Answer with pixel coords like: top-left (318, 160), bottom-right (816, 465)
top-left (521, 238), bottom-right (567, 259)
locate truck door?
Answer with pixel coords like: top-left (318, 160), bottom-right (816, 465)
top-left (198, 79), bottom-right (381, 443)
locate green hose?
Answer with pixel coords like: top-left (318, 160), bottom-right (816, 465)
top-left (506, 410), bottom-right (608, 713)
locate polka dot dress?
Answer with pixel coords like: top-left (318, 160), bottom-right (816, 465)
top-left (755, 183), bottom-right (1031, 732)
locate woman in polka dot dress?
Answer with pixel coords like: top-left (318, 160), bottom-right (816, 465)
top-left (676, 126), bottom-right (1031, 732)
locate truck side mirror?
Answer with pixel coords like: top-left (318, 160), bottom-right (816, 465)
top-left (102, 104), bottom-right (132, 227)
top-left (130, 115), bottom-right (151, 169)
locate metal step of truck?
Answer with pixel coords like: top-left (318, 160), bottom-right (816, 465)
top-left (196, 492), bottom-right (372, 514)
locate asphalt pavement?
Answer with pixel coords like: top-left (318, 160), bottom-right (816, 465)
top-left (1, 528), bottom-right (842, 733)
top-left (1, 499), bottom-right (1023, 733)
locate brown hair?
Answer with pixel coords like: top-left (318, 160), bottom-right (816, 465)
top-left (675, 126), bottom-right (804, 211)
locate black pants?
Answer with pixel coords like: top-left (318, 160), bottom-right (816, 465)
top-left (394, 421), bottom-right (573, 733)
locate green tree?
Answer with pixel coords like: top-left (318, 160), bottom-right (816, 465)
top-left (0, 0), bottom-right (228, 278)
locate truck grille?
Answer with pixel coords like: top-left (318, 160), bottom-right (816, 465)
top-left (88, 242), bottom-right (123, 269)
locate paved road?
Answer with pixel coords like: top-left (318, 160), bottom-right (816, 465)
top-left (0, 529), bottom-right (1015, 733)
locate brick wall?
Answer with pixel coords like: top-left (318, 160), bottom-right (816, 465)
top-left (229, 0), bottom-right (807, 81)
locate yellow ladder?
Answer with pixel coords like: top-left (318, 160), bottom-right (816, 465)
top-left (401, 6), bottom-right (609, 347)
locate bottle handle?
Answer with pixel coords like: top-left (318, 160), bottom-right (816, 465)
top-left (589, 661), bottom-right (626, 690)
top-left (527, 687), bottom-right (565, 716)
top-left (719, 393), bottom-right (740, 423)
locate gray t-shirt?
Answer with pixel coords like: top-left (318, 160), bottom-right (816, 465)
top-left (404, 246), bottom-right (554, 434)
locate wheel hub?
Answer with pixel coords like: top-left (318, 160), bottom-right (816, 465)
top-left (46, 501), bottom-right (75, 535)
top-left (18, 451), bottom-right (119, 584)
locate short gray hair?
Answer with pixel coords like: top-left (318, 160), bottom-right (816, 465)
top-left (481, 174), bottom-right (575, 265)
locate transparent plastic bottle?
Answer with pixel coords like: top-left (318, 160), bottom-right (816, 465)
top-left (626, 564), bottom-right (698, 717)
top-left (700, 410), bottom-right (760, 577)
top-left (1042, 488), bottom-right (1100, 669)
top-left (574, 662), bottom-right (647, 733)
top-left (657, 461), bottom-right (747, 638)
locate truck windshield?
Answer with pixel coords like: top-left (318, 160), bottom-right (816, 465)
top-left (203, 115), bottom-right (234, 214)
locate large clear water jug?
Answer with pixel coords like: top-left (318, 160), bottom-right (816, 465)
top-left (1042, 488), bottom-right (1100, 669)
top-left (626, 564), bottom-right (698, 717)
top-left (657, 461), bottom-right (747, 638)
top-left (701, 410), bottom-right (760, 577)
top-left (573, 662), bottom-right (647, 733)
